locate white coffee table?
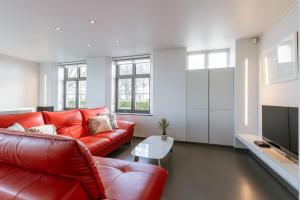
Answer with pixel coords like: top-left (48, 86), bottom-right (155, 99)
top-left (131, 135), bottom-right (174, 166)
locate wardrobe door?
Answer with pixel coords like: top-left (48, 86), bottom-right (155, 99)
top-left (187, 109), bottom-right (208, 143)
top-left (209, 68), bottom-right (234, 146)
top-left (209, 68), bottom-right (234, 110)
top-left (209, 110), bottom-right (234, 146)
top-left (186, 70), bottom-right (208, 143)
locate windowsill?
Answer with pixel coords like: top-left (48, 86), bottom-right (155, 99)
top-left (116, 113), bottom-right (153, 116)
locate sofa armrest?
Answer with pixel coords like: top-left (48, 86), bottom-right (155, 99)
top-left (117, 120), bottom-right (135, 131)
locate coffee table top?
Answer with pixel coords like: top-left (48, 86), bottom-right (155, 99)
top-left (131, 135), bottom-right (174, 159)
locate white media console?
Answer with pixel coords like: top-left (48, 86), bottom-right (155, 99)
top-left (236, 133), bottom-right (299, 191)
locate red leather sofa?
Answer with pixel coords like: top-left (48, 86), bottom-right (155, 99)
top-left (0, 129), bottom-right (168, 200)
top-left (0, 107), bottom-right (135, 157)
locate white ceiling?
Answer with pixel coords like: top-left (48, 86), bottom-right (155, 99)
top-left (0, 0), bottom-right (296, 63)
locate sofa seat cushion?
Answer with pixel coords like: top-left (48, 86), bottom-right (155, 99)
top-left (94, 157), bottom-right (168, 200)
top-left (93, 129), bottom-right (128, 143)
top-left (78, 136), bottom-right (111, 154)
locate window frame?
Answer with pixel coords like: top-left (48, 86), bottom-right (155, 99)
top-left (187, 48), bottom-right (231, 70)
top-left (115, 57), bottom-right (151, 114)
top-left (63, 64), bottom-right (87, 110)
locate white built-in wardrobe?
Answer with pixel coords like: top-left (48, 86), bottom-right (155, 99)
top-left (187, 68), bottom-right (234, 146)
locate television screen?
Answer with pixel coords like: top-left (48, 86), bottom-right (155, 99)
top-left (262, 105), bottom-right (298, 159)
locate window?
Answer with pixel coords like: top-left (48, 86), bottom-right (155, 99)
top-left (187, 49), bottom-right (230, 70)
top-left (64, 64), bottom-right (87, 109)
top-left (115, 57), bottom-right (151, 114)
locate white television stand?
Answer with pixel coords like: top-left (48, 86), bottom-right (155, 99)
top-left (236, 133), bottom-right (299, 191)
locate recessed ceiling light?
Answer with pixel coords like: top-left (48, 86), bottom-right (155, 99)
top-left (87, 44), bottom-right (91, 47)
top-left (55, 27), bottom-right (62, 31)
top-left (115, 39), bottom-right (120, 44)
top-left (89, 19), bottom-right (96, 24)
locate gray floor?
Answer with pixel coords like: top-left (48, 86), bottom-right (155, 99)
top-left (108, 138), bottom-right (296, 200)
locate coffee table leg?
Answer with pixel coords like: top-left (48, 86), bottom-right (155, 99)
top-left (134, 156), bottom-right (139, 162)
top-left (158, 159), bottom-right (161, 167)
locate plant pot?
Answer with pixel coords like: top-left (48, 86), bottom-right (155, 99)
top-left (161, 135), bottom-right (167, 141)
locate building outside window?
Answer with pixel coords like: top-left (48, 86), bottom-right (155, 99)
top-left (63, 63), bottom-right (87, 109)
top-left (114, 56), bottom-right (151, 114)
top-left (187, 49), bottom-right (231, 70)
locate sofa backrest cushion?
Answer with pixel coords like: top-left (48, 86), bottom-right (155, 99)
top-left (80, 107), bottom-right (109, 133)
top-left (43, 110), bottom-right (86, 138)
top-left (0, 129), bottom-right (106, 199)
top-left (0, 112), bottom-right (45, 129)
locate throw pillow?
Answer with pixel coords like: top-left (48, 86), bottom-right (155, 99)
top-left (7, 123), bottom-right (25, 131)
top-left (88, 115), bottom-right (113, 134)
top-left (26, 125), bottom-right (57, 135)
top-left (99, 113), bottom-right (118, 129)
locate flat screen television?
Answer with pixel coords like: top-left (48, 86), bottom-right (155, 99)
top-left (262, 105), bottom-right (298, 161)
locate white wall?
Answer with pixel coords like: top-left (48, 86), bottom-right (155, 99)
top-left (152, 48), bottom-right (187, 140)
top-left (234, 5), bottom-right (299, 139)
top-left (0, 54), bottom-right (39, 110)
top-left (86, 57), bottom-right (112, 108)
top-left (39, 62), bottom-right (64, 111)
top-left (259, 5), bottom-right (299, 134)
top-left (39, 57), bottom-right (112, 111)
top-left (40, 58), bottom-right (112, 111)
top-left (117, 48), bottom-right (187, 141)
top-left (260, 5), bottom-right (299, 108)
top-left (235, 38), bottom-right (259, 136)
top-left (298, 1), bottom-right (300, 198)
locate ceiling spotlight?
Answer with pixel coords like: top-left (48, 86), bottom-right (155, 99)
top-left (115, 39), bottom-right (120, 44)
top-left (89, 19), bottom-right (96, 24)
top-left (87, 44), bottom-right (91, 47)
top-left (55, 27), bottom-right (62, 31)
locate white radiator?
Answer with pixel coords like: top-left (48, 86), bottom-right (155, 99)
top-left (0, 107), bottom-right (35, 115)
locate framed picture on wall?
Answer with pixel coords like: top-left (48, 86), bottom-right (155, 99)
top-left (263, 32), bottom-right (298, 85)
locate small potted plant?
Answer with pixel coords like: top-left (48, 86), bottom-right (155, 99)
top-left (159, 118), bottom-right (170, 141)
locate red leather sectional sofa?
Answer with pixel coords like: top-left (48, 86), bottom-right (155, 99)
top-left (0, 107), bottom-right (168, 200)
top-left (0, 107), bottom-right (134, 156)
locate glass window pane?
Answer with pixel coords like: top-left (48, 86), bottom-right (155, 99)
top-left (66, 95), bottom-right (76, 108)
top-left (135, 78), bottom-right (149, 94)
top-left (118, 94), bottom-right (132, 110)
top-left (135, 93), bottom-right (150, 111)
top-left (80, 65), bottom-right (87, 77)
top-left (118, 79), bottom-right (132, 93)
top-left (79, 81), bottom-right (86, 94)
top-left (79, 95), bottom-right (87, 108)
top-left (66, 81), bottom-right (76, 94)
top-left (188, 53), bottom-right (205, 70)
top-left (135, 78), bottom-right (150, 111)
top-left (136, 63), bottom-right (150, 74)
top-left (118, 79), bottom-right (132, 110)
top-left (119, 64), bottom-right (133, 75)
top-left (67, 66), bottom-right (78, 78)
top-left (208, 51), bottom-right (228, 68)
